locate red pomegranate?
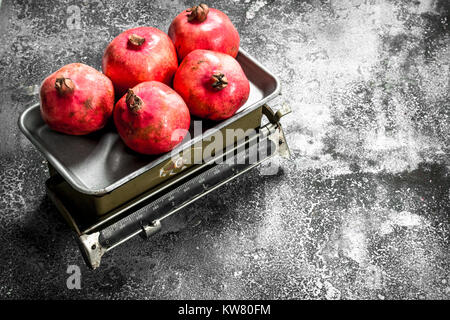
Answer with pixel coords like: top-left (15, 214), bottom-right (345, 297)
top-left (102, 26), bottom-right (178, 96)
top-left (173, 49), bottom-right (250, 121)
top-left (39, 63), bottom-right (115, 135)
top-left (114, 81), bottom-right (191, 155)
top-left (168, 4), bottom-right (240, 61)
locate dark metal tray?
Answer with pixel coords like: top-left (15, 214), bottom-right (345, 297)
top-left (18, 48), bottom-right (280, 196)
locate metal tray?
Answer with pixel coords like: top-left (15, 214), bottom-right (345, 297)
top-left (19, 48), bottom-right (280, 197)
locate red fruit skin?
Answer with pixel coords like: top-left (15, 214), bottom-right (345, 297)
top-left (114, 81), bottom-right (191, 155)
top-left (39, 63), bottom-right (115, 135)
top-left (173, 50), bottom-right (250, 121)
top-left (168, 8), bottom-right (240, 61)
top-left (102, 27), bottom-right (178, 96)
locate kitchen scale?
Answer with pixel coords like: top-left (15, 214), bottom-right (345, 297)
top-left (19, 49), bottom-right (291, 269)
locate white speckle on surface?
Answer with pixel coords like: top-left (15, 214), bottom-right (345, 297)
top-left (362, 264), bottom-right (385, 290)
top-left (246, 0), bottom-right (267, 20)
top-left (339, 218), bottom-right (368, 264)
top-left (379, 211), bottom-right (423, 235)
top-left (287, 103), bottom-right (332, 156)
top-left (324, 281), bottom-right (341, 300)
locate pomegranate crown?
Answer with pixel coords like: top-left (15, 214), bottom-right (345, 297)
top-left (187, 3), bottom-right (209, 22)
top-left (55, 77), bottom-right (75, 96)
top-left (126, 89), bottom-right (143, 112)
top-left (211, 72), bottom-right (228, 90)
top-left (128, 34), bottom-right (145, 47)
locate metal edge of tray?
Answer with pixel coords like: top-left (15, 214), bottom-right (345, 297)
top-left (18, 48), bottom-right (281, 196)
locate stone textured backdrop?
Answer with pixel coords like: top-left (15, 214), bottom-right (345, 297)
top-left (0, 0), bottom-right (448, 299)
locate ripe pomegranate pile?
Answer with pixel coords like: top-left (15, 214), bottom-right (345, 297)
top-left (39, 4), bottom-right (250, 155)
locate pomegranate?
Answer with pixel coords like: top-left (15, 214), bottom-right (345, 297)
top-left (173, 49), bottom-right (250, 121)
top-left (114, 81), bottom-right (190, 155)
top-left (102, 26), bottom-right (178, 96)
top-left (168, 4), bottom-right (240, 61)
top-left (39, 63), bottom-right (115, 135)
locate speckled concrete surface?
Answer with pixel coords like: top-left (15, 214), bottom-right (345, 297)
top-left (0, 0), bottom-right (449, 299)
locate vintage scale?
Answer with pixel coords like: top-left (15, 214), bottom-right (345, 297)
top-left (19, 49), bottom-right (291, 269)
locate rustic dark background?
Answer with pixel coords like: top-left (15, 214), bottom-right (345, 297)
top-left (0, 0), bottom-right (449, 299)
